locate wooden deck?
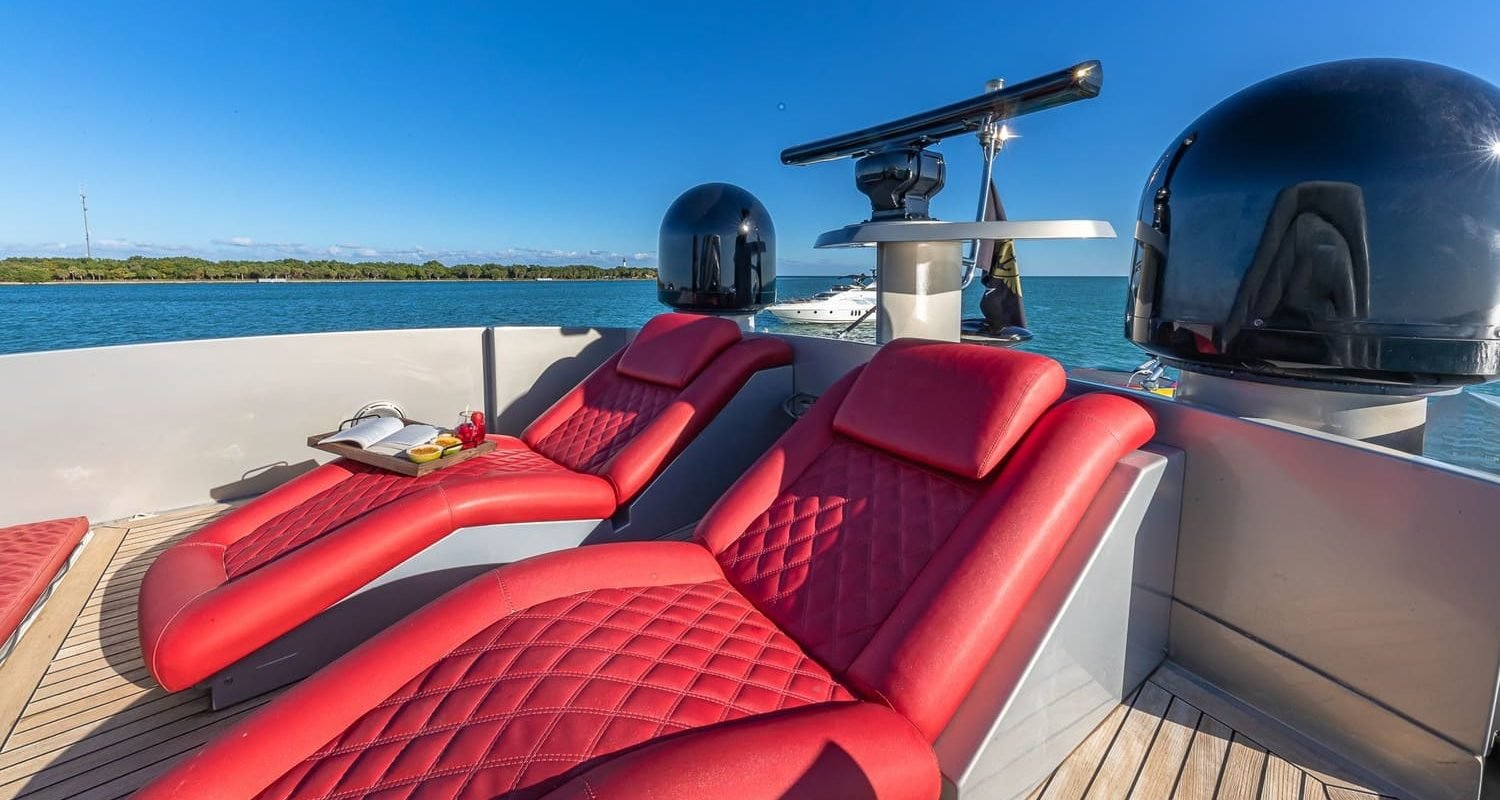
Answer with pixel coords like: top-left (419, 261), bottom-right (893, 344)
top-left (1029, 666), bottom-right (1400, 800)
top-left (0, 504), bottom-right (273, 800)
top-left (0, 503), bottom-right (1405, 800)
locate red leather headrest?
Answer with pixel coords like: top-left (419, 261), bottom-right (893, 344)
top-left (832, 339), bottom-right (1067, 480)
top-left (616, 313), bottom-right (743, 389)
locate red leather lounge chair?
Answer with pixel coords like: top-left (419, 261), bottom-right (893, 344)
top-left (136, 339), bottom-right (1153, 800)
top-left (138, 312), bottom-right (792, 693)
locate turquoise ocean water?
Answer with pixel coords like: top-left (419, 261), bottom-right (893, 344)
top-left (3, 275), bottom-right (1496, 473)
top-left (0, 276), bottom-right (1141, 368)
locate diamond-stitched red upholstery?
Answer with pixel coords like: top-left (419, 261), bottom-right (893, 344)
top-left (225, 446), bottom-right (571, 578)
top-left (528, 371), bottom-right (676, 475)
top-left (138, 340), bottom-right (1156, 800)
top-left (694, 340), bottom-right (1156, 741)
top-left (137, 313), bottom-right (792, 693)
top-left (253, 580), bottom-right (852, 800)
top-left (519, 321), bottom-right (792, 502)
top-left (0, 517), bottom-right (88, 650)
top-left (717, 439), bottom-right (979, 671)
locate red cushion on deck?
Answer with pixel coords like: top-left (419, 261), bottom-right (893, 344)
top-left (845, 391), bottom-right (1157, 739)
top-left (222, 443), bottom-right (574, 579)
top-left (0, 517), bottom-right (88, 648)
top-left (139, 436), bottom-right (619, 693)
top-left (254, 578), bottom-right (853, 799)
top-left (693, 340), bottom-right (1152, 739)
top-left (615, 312), bottom-right (743, 389)
top-left (138, 544), bottom-right (934, 800)
top-left (138, 313), bottom-right (792, 692)
top-left (716, 438), bottom-right (981, 672)
top-left (523, 333), bottom-right (792, 502)
top-left (137, 340), bottom-right (1153, 800)
top-left (526, 368), bottom-right (678, 476)
top-left (832, 339), bottom-right (1066, 480)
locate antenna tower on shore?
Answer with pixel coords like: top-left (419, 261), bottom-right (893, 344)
top-left (79, 187), bottom-right (93, 260)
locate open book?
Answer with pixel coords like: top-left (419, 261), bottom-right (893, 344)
top-left (319, 417), bottom-right (439, 456)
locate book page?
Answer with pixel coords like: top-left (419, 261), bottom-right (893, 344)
top-left (367, 424), bottom-right (440, 456)
top-left (319, 417), bottom-right (404, 449)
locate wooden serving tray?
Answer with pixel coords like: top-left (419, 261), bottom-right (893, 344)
top-left (307, 422), bottom-right (496, 477)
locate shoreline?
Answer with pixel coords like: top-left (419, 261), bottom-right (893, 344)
top-left (1, 275), bottom-right (1129, 287)
top-left (0, 278), bottom-right (659, 286)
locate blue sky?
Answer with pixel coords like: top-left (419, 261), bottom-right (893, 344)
top-left (3, 0), bottom-right (1499, 275)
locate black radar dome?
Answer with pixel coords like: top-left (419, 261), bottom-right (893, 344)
top-left (1126, 58), bottom-right (1500, 389)
top-left (657, 183), bottom-right (776, 312)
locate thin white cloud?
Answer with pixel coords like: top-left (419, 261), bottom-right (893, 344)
top-left (85, 238), bottom-right (208, 256)
top-left (212, 237), bottom-right (305, 250)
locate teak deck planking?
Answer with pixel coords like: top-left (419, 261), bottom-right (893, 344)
top-left (1031, 671), bottom-right (1401, 800)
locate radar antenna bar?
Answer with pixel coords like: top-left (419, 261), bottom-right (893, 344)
top-left (780, 61), bottom-right (1100, 166)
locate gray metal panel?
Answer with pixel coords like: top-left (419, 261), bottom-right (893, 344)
top-left (1170, 604), bottom-right (1474, 800)
top-left (937, 447), bottom-right (1181, 798)
top-left (1173, 370), bottom-right (1430, 453)
top-left (1069, 377), bottom-right (1500, 799)
top-left (487, 326), bottom-right (633, 435)
top-left (0, 329), bottom-right (488, 527)
top-left (764, 332), bottom-right (877, 397)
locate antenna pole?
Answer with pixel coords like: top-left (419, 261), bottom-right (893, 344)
top-left (79, 187), bottom-right (92, 260)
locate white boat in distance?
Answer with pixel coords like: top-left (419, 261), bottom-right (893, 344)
top-left (765, 274), bottom-right (876, 324)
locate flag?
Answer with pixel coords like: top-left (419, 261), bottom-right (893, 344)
top-left (974, 178), bottom-right (1027, 331)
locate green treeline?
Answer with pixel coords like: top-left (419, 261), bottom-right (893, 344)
top-left (0, 257), bottom-right (657, 283)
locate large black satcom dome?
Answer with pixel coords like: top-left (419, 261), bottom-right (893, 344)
top-left (1126, 58), bottom-right (1500, 388)
top-left (657, 183), bottom-right (776, 312)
